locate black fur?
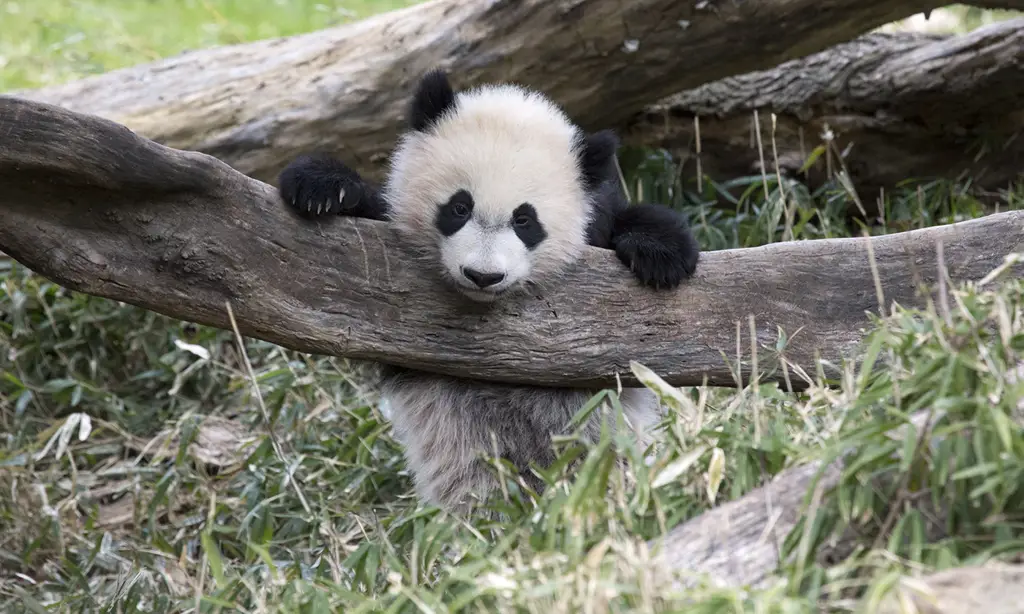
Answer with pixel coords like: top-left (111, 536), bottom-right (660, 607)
top-left (578, 130), bottom-right (619, 191)
top-left (609, 204), bottom-right (700, 289)
top-left (278, 153), bottom-right (389, 221)
top-left (275, 69), bottom-right (701, 291)
top-left (584, 178), bottom-right (626, 249)
top-left (410, 69), bottom-right (457, 132)
top-left (435, 190), bottom-right (474, 236)
top-left (580, 134), bottom-right (699, 289)
top-left (511, 203), bottom-right (547, 249)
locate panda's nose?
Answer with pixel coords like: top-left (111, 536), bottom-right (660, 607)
top-left (462, 267), bottom-right (505, 288)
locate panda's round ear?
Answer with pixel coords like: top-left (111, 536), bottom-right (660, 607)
top-left (410, 69), bottom-right (457, 132)
top-left (579, 129), bottom-right (620, 189)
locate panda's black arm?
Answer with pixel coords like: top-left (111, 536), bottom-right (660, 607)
top-left (586, 180), bottom-right (700, 290)
top-left (609, 202), bottom-right (700, 290)
top-left (278, 153), bottom-right (390, 221)
top-left (584, 179), bottom-right (620, 249)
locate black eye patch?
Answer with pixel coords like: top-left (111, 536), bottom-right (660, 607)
top-left (435, 190), bottom-right (474, 236)
top-left (511, 203), bottom-right (546, 249)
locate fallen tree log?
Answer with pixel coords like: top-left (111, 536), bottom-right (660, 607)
top-left (650, 411), bottom-right (1024, 593)
top-left (12, 0), bottom-right (1024, 186)
top-left (624, 17), bottom-right (1024, 199)
top-left (652, 458), bottom-right (842, 589)
top-left (874, 563), bottom-right (1024, 614)
top-left (1, 97), bottom-right (1023, 389)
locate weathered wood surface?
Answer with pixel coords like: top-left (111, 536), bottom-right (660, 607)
top-left (649, 412), bottom-right (1024, 593)
top-left (2, 97), bottom-right (1023, 389)
top-left (874, 563), bottom-right (1024, 614)
top-left (625, 18), bottom-right (1024, 199)
top-left (652, 459), bottom-right (840, 588)
top-left (12, 0), bottom-right (1024, 186)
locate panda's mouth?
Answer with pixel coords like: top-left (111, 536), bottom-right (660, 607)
top-left (454, 284), bottom-right (509, 303)
top-left (449, 275), bottom-right (520, 302)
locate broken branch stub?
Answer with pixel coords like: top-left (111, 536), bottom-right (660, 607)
top-left (2, 96), bottom-right (1023, 389)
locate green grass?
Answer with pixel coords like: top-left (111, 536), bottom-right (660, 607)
top-left (0, 0), bottom-right (423, 91)
top-left (2, 2), bottom-right (1024, 612)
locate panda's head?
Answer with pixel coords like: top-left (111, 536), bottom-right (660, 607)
top-left (383, 70), bottom-right (618, 303)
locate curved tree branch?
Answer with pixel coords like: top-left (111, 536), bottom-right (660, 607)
top-left (13, 0), bottom-right (1024, 185)
top-left (1, 97), bottom-right (1023, 389)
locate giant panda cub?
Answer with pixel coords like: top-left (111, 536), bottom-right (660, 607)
top-left (278, 69), bottom-right (700, 510)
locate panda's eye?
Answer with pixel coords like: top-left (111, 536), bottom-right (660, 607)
top-left (436, 190), bottom-right (475, 236)
top-left (510, 203), bottom-right (546, 249)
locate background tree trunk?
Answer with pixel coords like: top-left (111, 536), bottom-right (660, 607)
top-left (10, 0), bottom-right (1024, 186)
top-left (2, 97), bottom-right (1023, 389)
top-left (624, 18), bottom-right (1024, 201)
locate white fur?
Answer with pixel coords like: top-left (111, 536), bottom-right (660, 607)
top-left (383, 83), bottom-right (593, 299)
top-left (371, 79), bottom-right (665, 510)
top-left (440, 222), bottom-right (530, 299)
top-left (381, 372), bottom-right (661, 508)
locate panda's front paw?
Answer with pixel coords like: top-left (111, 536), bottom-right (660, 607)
top-left (278, 153), bottom-right (366, 218)
top-left (614, 236), bottom-right (697, 289)
top-left (612, 204), bottom-right (699, 290)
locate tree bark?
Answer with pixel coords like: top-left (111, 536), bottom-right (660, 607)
top-left (2, 97), bottom-right (1023, 389)
top-left (648, 412), bottom-right (1024, 594)
top-left (11, 0), bottom-right (1024, 186)
top-left (624, 18), bottom-right (1024, 200)
top-left (874, 564), bottom-right (1024, 614)
top-left (652, 459), bottom-right (841, 588)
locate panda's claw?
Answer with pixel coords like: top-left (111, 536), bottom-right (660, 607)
top-left (278, 152), bottom-right (388, 221)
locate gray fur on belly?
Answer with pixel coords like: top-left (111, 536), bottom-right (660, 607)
top-left (379, 366), bottom-right (661, 508)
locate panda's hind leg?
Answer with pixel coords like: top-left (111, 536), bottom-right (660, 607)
top-left (277, 153), bottom-right (390, 221)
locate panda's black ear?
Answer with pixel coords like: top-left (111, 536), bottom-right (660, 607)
top-left (410, 69), bottom-right (457, 132)
top-left (579, 129), bottom-right (620, 189)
